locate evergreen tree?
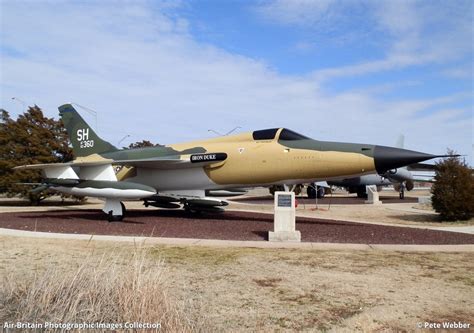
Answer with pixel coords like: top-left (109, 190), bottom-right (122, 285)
top-left (431, 151), bottom-right (474, 221)
top-left (127, 140), bottom-right (162, 149)
top-left (0, 106), bottom-right (73, 204)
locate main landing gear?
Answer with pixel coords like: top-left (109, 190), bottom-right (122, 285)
top-left (307, 184), bottom-right (325, 199)
top-left (399, 183), bottom-right (405, 200)
top-left (104, 200), bottom-right (126, 222)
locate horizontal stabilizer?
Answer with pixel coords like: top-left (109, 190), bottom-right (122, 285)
top-left (14, 164), bottom-right (79, 180)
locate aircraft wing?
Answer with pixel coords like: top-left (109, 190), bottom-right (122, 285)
top-left (112, 154), bottom-right (226, 169)
top-left (411, 174), bottom-right (436, 183)
top-left (14, 152), bottom-right (227, 171)
top-left (403, 163), bottom-right (437, 183)
top-left (13, 158), bottom-right (188, 171)
top-left (407, 163), bottom-right (438, 171)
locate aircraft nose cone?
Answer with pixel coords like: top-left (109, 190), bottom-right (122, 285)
top-left (374, 145), bottom-right (438, 174)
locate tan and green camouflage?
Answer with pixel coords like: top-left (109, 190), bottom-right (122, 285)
top-left (15, 104), bottom-right (442, 220)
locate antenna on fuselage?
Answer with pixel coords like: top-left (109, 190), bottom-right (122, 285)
top-left (71, 102), bottom-right (98, 132)
top-left (208, 126), bottom-right (242, 136)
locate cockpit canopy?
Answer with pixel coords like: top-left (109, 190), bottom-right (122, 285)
top-left (279, 128), bottom-right (310, 140)
top-left (252, 128), bottom-right (310, 141)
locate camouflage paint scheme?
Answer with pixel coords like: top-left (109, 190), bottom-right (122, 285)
top-left (60, 104), bottom-right (378, 189)
top-left (15, 104), bottom-right (441, 219)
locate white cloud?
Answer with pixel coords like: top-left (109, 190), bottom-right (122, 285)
top-left (442, 65), bottom-right (474, 79)
top-left (257, 0), bottom-right (473, 81)
top-left (0, 1), bottom-right (471, 164)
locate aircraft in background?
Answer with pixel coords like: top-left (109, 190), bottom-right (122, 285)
top-left (323, 167), bottom-right (417, 199)
top-left (15, 104), bottom-right (446, 221)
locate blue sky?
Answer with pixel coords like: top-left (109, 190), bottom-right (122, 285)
top-left (1, 0), bottom-right (472, 164)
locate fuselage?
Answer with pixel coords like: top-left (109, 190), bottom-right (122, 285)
top-left (19, 103), bottom-right (442, 219)
top-left (107, 128), bottom-right (378, 191)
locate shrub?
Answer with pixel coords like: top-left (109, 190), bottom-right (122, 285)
top-left (431, 152), bottom-right (474, 221)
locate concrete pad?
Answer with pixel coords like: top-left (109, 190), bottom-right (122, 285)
top-left (1, 228), bottom-right (473, 252)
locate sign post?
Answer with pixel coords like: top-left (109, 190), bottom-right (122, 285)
top-left (269, 192), bottom-right (301, 242)
top-left (364, 185), bottom-right (382, 205)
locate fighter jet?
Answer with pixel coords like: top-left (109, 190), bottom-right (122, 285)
top-left (15, 104), bottom-right (447, 221)
top-left (322, 168), bottom-right (414, 199)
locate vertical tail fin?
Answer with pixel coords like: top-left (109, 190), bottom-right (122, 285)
top-left (395, 134), bottom-right (407, 171)
top-left (59, 104), bottom-right (117, 158)
top-left (395, 134), bottom-right (405, 149)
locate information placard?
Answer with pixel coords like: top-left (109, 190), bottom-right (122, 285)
top-left (277, 194), bottom-right (292, 207)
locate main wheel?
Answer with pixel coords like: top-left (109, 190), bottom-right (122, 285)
top-left (292, 184), bottom-right (303, 195)
top-left (107, 211), bottom-right (124, 222)
top-left (317, 186), bottom-right (325, 198)
top-left (307, 185), bottom-right (316, 199)
top-left (269, 185), bottom-right (285, 196)
top-left (184, 204), bottom-right (202, 215)
top-left (356, 186), bottom-right (367, 199)
top-left (107, 202), bottom-right (126, 222)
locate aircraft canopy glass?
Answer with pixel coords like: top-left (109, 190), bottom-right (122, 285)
top-left (278, 128), bottom-right (310, 140)
top-left (252, 128), bottom-right (310, 141)
top-left (252, 128), bottom-right (279, 140)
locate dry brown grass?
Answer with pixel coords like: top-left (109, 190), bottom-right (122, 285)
top-left (253, 277), bottom-right (282, 288)
top-left (1, 236), bottom-right (473, 332)
top-left (0, 245), bottom-right (200, 332)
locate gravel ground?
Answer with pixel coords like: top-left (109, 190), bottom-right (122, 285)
top-left (0, 209), bottom-right (473, 244)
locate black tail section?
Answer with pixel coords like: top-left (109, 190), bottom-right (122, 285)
top-left (59, 104), bottom-right (118, 158)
